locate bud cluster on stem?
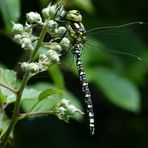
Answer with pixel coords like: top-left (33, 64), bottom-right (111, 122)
top-left (0, 2), bottom-right (83, 147)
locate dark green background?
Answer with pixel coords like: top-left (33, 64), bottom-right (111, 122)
top-left (1, 0), bottom-right (148, 147)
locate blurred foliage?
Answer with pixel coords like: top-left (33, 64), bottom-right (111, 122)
top-left (0, 0), bottom-right (20, 33)
top-left (0, 0), bottom-right (148, 147)
top-left (88, 67), bottom-right (141, 112)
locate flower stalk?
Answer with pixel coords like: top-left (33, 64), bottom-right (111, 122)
top-left (0, 22), bottom-right (48, 148)
top-left (0, 2), bottom-right (84, 147)
top-left (0, 82), bottom-right (17, 95)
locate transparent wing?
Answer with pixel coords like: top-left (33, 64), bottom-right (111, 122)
top-left (79, 22), bottom-right (148, 84)
top-left (84, 22), bottom-right (148, 64)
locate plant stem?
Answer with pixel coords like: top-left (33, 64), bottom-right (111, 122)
top-left (0, 72), bottom-right (29, 147)
top-left (0, 24), bottom-right (48, 148)
top-left (18, 100), bottom-right (40, 120)
top-left (0, 82), bottom-right (17, 95)
top-left (29, 23), bottom-right (48, 62)
top-left (19, 111), bottom-right (54, 119)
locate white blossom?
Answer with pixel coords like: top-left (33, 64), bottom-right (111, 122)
top-left (12, 23), bottom-right (24, 34)
top-left (21, 38), bottom-right (33, 50)
top-left (26, 12), bottom-right (42, 24)
top-left (57, 26), bottom-right (66, 36)
top-left (45, 50), bottom-right (60, 63)
top-left (60, 37), bottom-right (70, 50)
top-left (42, 7), bottom-right (50, 19)
top-left (54, 99), bottom-right (84, 122)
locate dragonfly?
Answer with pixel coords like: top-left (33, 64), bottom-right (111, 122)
top-left (62, 9), bottom-right (95, 135)
top-left (47, 1), bottom-right (148, 136)
top-left (38, 1), bottom-right (147, 136)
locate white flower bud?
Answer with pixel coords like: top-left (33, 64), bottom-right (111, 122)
top-left (21, 62), bottom-right (28, 71)
top-left (21, 62), bottom-right (43, 76)
top-left (42, 7), bottom-right (50, 19)
top-left (12, 23), bottom-right (24, 34)
top-left (47, 20), bottom-right (58, 29)
top-left (60, 37), bottom-right (70, 50)
top-left (39, 54), bottom-right (48, 62)
top-left (47, 20), bottom-right (58, 35)
top-left (24, 22), bottom-right (33, 33)
top-left (49, 43), bottom-right (62, 52)
top-left (46, 50), bottom-right (60, 63)
top-left (21, 38), bottom-right (33, 50)
top-left (21, 62), bottom-right (40, 72)
top-left (50, 4), bottom-right (66, 18)
top-left (51, 53), bottom-right (60, 63)
top-left (48, 5), bottom-right (57, 18)
top-left (14, 34), bottom-right (22, 43)
top-left (58, 106), bottom-right (66, 115)
top-left (60, 9), bottom-right (66, 17)
top-left (53, 44), bottom-right (62, 52)
top-left (60, 99), bottom-right (70, 108)
top-left (28, 63), bottom-right (40, 73)
top-left (21, 32), bottom-right (31, 38)
top-left (66, 104), bottom-right (80, 115)
top-left (39, 54), bottom-right (50, 67)
top-left (26, 12), bottom-right (42, 24)
top-left (53, 99), bottom-right (83, 122)
top-left (48, 4), bottom-right (65, 18)
top-left (57, 26), bottom-right (66, 36)
top-left (55, 106), bottom-right (67, 121)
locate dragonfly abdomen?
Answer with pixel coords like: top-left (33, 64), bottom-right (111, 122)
top-left (72, 44), bottom-right (95, 135)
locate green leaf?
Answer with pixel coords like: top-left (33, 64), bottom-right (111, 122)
top-left (22, 88), bottom-right (41, 100)
top-left (0, 68), bottom-right (18, 104)
top-left (20, 86), bottom-right (61, 112)
top-left (21, 94), bottom-right (61, 113)
top-left (0, 68), bottom-right (17, 89)
top-left (0, 92), bottom-right (6, 108)
top-left (38, 0), bottom-right (50, 7)
top-left (38, 88), bottom-right (63, 101)
top-left (21, 83), bottom-right (83, 121)
top-left (33, 82), bottom-right (83, 113)
top-left (73, 0), bottom-right (95, 14)
top-left (0, 113), bottom-right (11, 138)
top-left (0, 0), bottom-right (20, 30)
top-left (48, 65), bottom-right (65, 89)
top-left (89, 67), bottom-right (141, 112)
top-left (29, 82), bottom-right (51, 91)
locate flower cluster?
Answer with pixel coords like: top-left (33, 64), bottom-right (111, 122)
top-left (53, 99), bottom-right (84, 122)
top-left (12, 2), bottom-right (71, 76)
top-left (9, 2), bottom-right (85, 136)
top-left (12, 22), bottom-right (34, 51)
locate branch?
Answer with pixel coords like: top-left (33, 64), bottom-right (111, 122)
top-left (0, 82), bottom-right (17, 95)
top-left (0, 24), bottom-right (48, 148)
top-left (19, 111), bottom-right (54, 118)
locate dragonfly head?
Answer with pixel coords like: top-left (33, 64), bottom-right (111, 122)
top-left (65, 10), bottom-right (82, 22)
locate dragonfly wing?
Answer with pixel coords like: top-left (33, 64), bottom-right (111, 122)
top-left (86, 22), bottom-right (148, 62)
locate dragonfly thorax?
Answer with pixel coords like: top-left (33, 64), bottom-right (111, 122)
top-left (64, 10), bottom-right (87, 45)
